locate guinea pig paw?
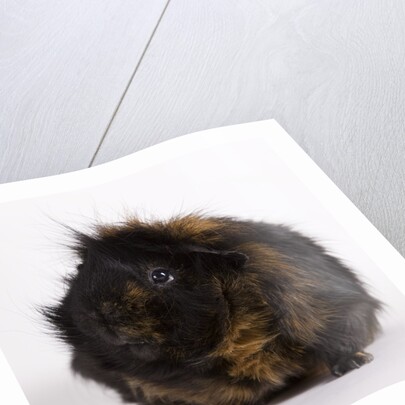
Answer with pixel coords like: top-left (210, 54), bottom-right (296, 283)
top-left (331, 352), bottom-right (374, 376)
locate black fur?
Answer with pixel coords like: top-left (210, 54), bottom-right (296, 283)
top-left (42, 215), bottom-right (382, 405)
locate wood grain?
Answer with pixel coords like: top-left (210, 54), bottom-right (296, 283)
top-left (0, 0), bottom-right (168, 183)
top-left (93, 0), bottom-right (405, 255)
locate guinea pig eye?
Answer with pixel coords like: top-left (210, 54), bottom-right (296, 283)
top-left (150, 268), bottom-right (174, 285)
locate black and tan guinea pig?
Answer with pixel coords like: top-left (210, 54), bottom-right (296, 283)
top-left (43, 214), bottom-right (382, 405)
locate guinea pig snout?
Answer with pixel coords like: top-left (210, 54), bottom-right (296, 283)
top-left (98, 301), bottom-right (155, 345)
top-left (100, 302), bottom-right (133, 329)
top-left (100, 302), bottom-right (123, 324)
top-left (98, 303), bottom-right (130, 334)
top-left (75, 304), bottom-right (126, 345)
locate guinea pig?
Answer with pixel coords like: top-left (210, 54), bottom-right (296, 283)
top-left (43, 214), bottom-right (381, 405)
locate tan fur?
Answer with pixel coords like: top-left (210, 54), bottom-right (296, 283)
top-left (126, 376), bottom-right (270, 405)
top-left (98, 214), bottom-right (234, 245)
top-left (208, 241), bottom-right (333, 386)
top-left (240, 242), bottom-right (334, 342)
top-left (161, 215), bottom-right (229, 244)
top-left (123, 282), bottom-right (164, 343)
top-left (100, 282), bottom-right (164, 343)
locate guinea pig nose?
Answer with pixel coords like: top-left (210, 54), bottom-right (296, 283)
top-left (102, 311), bottom-right (117, 324)
top-left (100, 302), bottom-right (122, 324)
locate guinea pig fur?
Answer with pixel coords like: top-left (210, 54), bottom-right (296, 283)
top-left (43, 214), bottom-right (381, 405)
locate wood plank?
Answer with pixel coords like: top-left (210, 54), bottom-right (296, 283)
top-left (93, 0), bottom-right (405, 255)
top-left (0, 0), bottom-right (168, 183)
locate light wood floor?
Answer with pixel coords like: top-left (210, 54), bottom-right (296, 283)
top-left (1, 0), bottom-right (404, 255)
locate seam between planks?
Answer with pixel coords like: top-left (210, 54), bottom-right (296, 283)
top-left (88, 0), bottom-right (172, 167)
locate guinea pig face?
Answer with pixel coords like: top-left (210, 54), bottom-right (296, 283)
top-left (53, 232), bottom-right (248, 363)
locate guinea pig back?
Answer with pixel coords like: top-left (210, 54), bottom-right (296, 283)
top-left (43, 214), bottom-right (382, 405)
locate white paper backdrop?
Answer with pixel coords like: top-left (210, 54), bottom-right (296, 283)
top-left (0, 121), bottom-right (404, 404)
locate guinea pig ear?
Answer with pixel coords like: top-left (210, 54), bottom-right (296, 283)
top-left (218, 250), bottom-right (249, 269)
top-left (184, 245), bottom-right (248, 269)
